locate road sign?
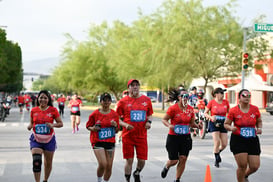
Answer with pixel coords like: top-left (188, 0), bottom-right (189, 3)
top-left (254, 23), bottom-right (273, 32)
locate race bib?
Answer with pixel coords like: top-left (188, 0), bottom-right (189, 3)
top-left (130, 110), bottom-right (146, 122)
top-left (72, 106), bottom-right (79, 112)
top-left (35, 124), bottom-right (50, 135)
top-left (215, 116), bottom-right (226, 122)
top-left (240, 127), bottom-right (256, 138)
top-left (174, 125), bottom-right (189, 135)
top-left (60, 102), bottom-right (64, 105)
top-left (98, 127), bottom-right (115, 140)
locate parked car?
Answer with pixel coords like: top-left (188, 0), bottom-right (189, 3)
top-left (266, 102), bottom-right (273, 115)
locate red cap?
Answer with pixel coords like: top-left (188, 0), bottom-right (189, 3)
top-left (127, 79), bottom-right (139, 88)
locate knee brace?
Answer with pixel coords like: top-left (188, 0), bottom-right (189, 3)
top-left (32, 153), bottom-right (42, 172)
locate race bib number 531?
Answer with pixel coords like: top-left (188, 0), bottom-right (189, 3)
top-left (130, 110), bottom-right (146, 122)
top-left (240, 127), bottom-right (256, 138)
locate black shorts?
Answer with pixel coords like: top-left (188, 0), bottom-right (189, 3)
top-left (230, 134), bottom-right (261, 155)
top-left (70, 111), bottom-right (80, 116)
top-left (166, 134), bottom-right (192, 160)
top-left (19, 103), bottom-right (24, 107)
top-left (58, 105), bottom-right (64, 110)
top-left (208, 121), bottom-right (227, 133)
top-left (93, 142), bottom-right (115, 151)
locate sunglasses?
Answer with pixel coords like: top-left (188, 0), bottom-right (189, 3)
top-left (241, 93), bottom-right (251, 98)
top-left (180, 93), bottom-right (189, 99)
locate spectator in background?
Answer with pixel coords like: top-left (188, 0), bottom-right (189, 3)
top-left (189, 86), bottom-right (198, 107)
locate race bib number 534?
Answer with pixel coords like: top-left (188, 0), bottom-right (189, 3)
top-left (130, 110), bottom-right (146, 122)
top-left (35, 124), bottom-right (50, 135)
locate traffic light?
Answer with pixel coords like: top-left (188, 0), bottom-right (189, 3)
top-left (242, 52), bottom-right (249, 70)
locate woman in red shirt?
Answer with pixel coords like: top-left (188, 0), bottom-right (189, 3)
top-left (204, 87), bottom-right (230, 168)
top-left (86, 93), bottom-right (119, 182)
top-left (161, 89), bottom-right (202, 182)
top-left (224, 89), bottom-right (262, 182)
top-left (68, 94), bottom-right (82, 133)
top-left (27, 90), bottom-right (63, 182)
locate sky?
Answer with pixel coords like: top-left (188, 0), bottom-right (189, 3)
top-left (0, 0), bottom-right (272, 63)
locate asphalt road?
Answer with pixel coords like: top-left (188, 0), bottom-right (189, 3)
top-left (0, 105), bottom-right (272, 182)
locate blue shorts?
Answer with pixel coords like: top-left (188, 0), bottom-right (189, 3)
top-left (208, 121), bottom-right (227, 133)
top-left (29, 134), bottom-right (57, 151)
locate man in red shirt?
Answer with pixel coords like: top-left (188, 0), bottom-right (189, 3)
top-left (116, 79), bottom-right (153, 182)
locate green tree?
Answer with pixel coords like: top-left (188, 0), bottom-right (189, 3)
top-left (0, 28), bottom-right (23, 92)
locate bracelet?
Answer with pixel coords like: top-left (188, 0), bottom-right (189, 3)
top-left (147, 120), bottom-right (152, 124)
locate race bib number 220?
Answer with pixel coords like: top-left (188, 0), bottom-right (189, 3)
top-left (98, 128), bottom-right (115, 140)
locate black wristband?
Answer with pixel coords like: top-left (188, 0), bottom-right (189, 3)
top-left (147, 120), bottom-right (152, 124)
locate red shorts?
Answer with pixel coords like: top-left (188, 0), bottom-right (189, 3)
top-left (122, 137), bottom-right (147, 160)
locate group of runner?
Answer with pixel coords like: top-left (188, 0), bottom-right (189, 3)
top-left (26, 80), bottom-right (262, 182)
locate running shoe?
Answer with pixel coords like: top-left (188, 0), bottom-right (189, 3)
top-left (161, 166), bottom-right (169, 178)
top-left (214, 161), bottom-right (220, 168)
top-left (174, 180), bottom-right (180, 182)
top-left (133, 171), bottom-right (141, 182)
top-left (72, 129), bottom-right (75, 134)
top-left (245, 176), bottom-right (249, 182)
top-left (217, 154), bottom-right (222, 163)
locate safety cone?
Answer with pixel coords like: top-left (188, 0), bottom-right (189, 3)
top-left (204, 165), bottom-right (212, 182)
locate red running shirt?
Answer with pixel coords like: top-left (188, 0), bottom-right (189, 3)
top-left (166, 103), bottom-right (195, 135)
top-left (18, 96), bottom-right (24, 104)
top-left (86, 109), bottom-right (119, 146)
top-left (207, 99), bottom-right (230, 117)
top-left (227, 104), bottom-right (261, 136)
top-left (196, 99), bottom-right (206, 110)
top-left (57, 97), bottom-right (66, 106)
top-left (31, 106), bottom-right (60, 135)
top-left (69, 99), bottom-right (82, 113)
top-left (116, 95), bottom-right (153, 138)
